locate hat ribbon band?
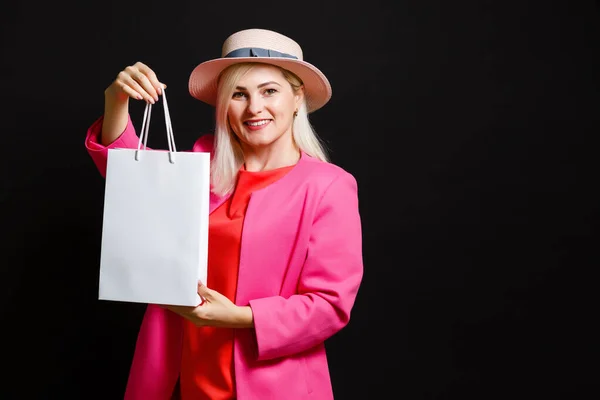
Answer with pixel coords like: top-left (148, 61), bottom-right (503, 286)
top-left (224, 47), bottom-right (298, 60)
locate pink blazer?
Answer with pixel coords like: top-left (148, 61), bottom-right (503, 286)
top-left (85, 116), bottom-right (364, 399)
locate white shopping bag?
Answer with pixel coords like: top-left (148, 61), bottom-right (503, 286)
top-left (98, 90), bottom-right (210, 306)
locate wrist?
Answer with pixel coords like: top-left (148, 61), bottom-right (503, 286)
top-left (104, 86), bottom-right (129, 109)
top-left (235, 305), bottom-right (254, 328)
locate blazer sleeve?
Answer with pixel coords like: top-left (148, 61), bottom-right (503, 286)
top-left (249, 171), bottom-right (364, 360)
top-left (84, 115), bottom-right (140, 178)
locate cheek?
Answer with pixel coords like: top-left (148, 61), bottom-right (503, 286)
top-left (227, 110), bottom-right (238, 125)
top-left (225, 110), bottom-right (242, 137)
top-left (272, 98), bottom-right (295, 118)
top-left (227, 104), bottom-right (244, 124)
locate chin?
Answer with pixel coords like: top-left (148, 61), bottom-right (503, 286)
top-left (246, 133), bottom-right (279, 147)
top-left (249, 139), bottom-right (276, 148)
top-left (241, 128), bottom-right (289, 149)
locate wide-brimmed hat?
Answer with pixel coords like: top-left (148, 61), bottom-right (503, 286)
top-left (188, 28), bottom-right (332, 113)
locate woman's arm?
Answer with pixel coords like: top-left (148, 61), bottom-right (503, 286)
top-left (250, 171), bottom-right (364, 360)
top-left (85, 62), bottom-right (166, 176)
top-left (101, 61), bottom-right (165, 146)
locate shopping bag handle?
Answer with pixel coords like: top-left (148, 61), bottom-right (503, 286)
top-left (135, 88), bottom-right (177, 164)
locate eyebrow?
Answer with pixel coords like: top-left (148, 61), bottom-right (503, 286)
top-left (235, 81), bottom-right (282, 90)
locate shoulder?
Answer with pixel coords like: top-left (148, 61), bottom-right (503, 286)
top-left (191, 134), bottom-right (214, 153)
top-left (299, 153), bottom-right (358, 193)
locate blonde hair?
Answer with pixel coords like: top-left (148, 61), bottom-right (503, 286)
top-left (210, 62), bottom-right (330, 196)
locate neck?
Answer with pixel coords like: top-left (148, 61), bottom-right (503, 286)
top-left (242, 133), bottom-right (300, 172)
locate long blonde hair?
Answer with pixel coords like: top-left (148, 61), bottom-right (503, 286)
top-left (210, 62), bottom-right (330, 196)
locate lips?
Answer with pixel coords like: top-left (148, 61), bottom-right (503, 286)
top-left (244, 119), bottom-right (271, 126)
top-left (244, 119), bottom-right (272, 131)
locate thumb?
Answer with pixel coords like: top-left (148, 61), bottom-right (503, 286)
top-left (197, 281), bottom-right (210, 297)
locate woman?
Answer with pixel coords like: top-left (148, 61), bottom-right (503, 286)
top-left (85, 28), bottom-right (363, 400)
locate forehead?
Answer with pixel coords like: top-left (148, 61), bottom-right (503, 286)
top-left (237, 64), bottom-right (287, 84)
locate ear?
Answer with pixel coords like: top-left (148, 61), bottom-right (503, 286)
top-left (294, 86), bottom-right (305, 110)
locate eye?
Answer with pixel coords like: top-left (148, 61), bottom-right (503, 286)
top-left (264, 88), bottom-right (278, 95)
top-left (232, 91), bottom-right (246, 99)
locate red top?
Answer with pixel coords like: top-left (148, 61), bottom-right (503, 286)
top-left (179, 164), bottom-right (295, 400)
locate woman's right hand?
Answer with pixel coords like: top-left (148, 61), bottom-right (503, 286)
top-left (105, 61), bottom-right (166, 104)
top-left (101, 62), bottom-right (166, 146)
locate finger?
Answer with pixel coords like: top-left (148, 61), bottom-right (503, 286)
top-left (116, 71), bottom-right (154, 103)
top-left (197, 282), bottom-right (211, 297)
top-left (123, 66), bottom-right (159, 102)
top-left (117, 81), bottom-right (144, 101)
top-left (159, 304), bottom-right (181, 315)
top-left (166, 304), bottom-right (196, 314)
top-left (197, 280), bottom-right (208, 290)
top-left (132, 62), bottom-right (166, 96)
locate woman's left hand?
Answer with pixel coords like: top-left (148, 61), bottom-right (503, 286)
top-left (163, 282), bottom-right (254, 328)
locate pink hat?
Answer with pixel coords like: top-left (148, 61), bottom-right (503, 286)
top-left (188, 28), bottom-right (332, 113)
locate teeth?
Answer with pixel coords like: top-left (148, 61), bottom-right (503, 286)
top-left (247, 120), bottom-right (269, 126)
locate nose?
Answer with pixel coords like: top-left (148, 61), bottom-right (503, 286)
top-left (246, 94), bottom-right (264, 115)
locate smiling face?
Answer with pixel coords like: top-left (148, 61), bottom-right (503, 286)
top-left (226, 64), bottom-right (303, 152)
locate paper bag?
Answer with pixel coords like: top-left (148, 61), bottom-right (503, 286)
top-left (98, 90), bottom-right (210, 306)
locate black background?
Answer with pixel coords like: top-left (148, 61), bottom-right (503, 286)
top-left (1, 1), bottom-right (598, 399)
